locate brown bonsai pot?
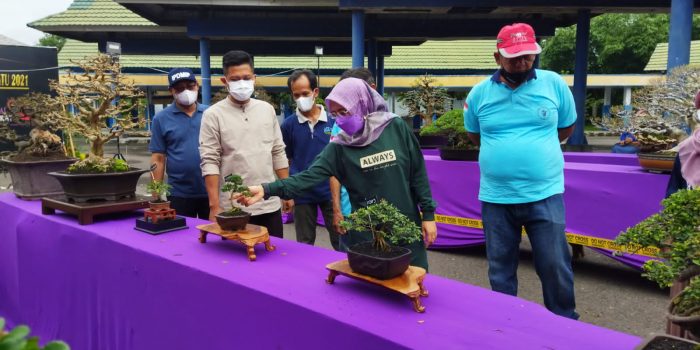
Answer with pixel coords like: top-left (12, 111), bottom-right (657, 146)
top-left (438, 147), bottom-right (479, 161)
top-left (215, 210), bottom-right (251, 231)
top-left (48, 168), bottom-right (148, 203)
top-left (149, 201), bottom-right (171, 211)
top-left (634, 333), bottom-right (699, 350)
top-left (1, 158), bottom-right (76, 200)
top-left (668, 300), bottom-right (700, 341)
top-left (638, 152), bottom-right (676, 173)
top-left (347, 241), bottom-right (412, 280)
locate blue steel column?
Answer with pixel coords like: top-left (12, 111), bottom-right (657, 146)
top-left (352, 10), bottom-right (365, 68)
top-left (667, 0), bottom-right (693, 71)
top-left (368, 38), bottom-right (377, 77)
top-left (199, 38), bottom-right (212, 105)
top-left (377, 54), bottom-right (385, 96)
top-left (568, 10), bottom-right (590, 146)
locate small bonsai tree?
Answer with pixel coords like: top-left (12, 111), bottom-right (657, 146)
top-left (220, 174), bottom-right (251, 216)
top-left (419, 109), bottom-right (477, 150)
top-left (614, 188), bottom-right (700, 317)
top-left (398, 75), bottom-right (451, 127)
top-left (146, 180), bottom-right (171, 203)
top-left (340, 199), bottom-right (422, 251)
top-left (0, 317), bottom-right (70, 350)
top-left (0, 92), bottom-right (68, 160)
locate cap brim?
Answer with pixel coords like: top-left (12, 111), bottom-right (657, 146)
top-left (498, 42), bottom-right (542, 58)
top-left (169, 77), bottom-right (198, 88)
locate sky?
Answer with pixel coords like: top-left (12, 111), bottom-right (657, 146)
top-left (0, 0), bottom-right (73, 45)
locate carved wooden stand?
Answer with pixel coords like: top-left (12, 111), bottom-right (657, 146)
top-left (325, 260), bottom-right (429, 313)
top-left (41, 196), bottom-right (148, 225)
top-left (196, 223), bottom-right (275, 261)
top-left (144, 208), bottom-right (176, 224)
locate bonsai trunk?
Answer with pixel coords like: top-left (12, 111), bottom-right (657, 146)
top-left (90, 139), bottom-right (106, 157)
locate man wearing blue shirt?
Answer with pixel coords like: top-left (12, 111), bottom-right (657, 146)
top-left (464, 23), bottom-right (579, 319)
top-left (150, 68), bottom-right (209, 218)
top-left (281, 70), bottom-right (340, 250)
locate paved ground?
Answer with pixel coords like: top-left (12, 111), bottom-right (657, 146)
top-left (0, 136), bottom-right (668, 338)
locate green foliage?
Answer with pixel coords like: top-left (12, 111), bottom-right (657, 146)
top-left (419, 109), bottom-right (477, 150)
top-left (0, 317), bottom-right (70, 350)
top-left (66, 156), bottom-right (129, 174)
top-left (672, 276), bottom-right (700, 316)
top-left (221, 174), bottom-right (251, 210)
top-left (541, 14), bottom-right (700, 74)
top-left (340, 199), bottom-right (422, 251)
top-left (398, 75), bottom-right (451, 127)
top-left (615, 189), bottom-right (700, 316)
top-left (146, 180), bottom-right (171, 201)
top-left (37, 34), bottom-right (66, 52)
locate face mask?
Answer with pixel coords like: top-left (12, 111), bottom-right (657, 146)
top-left (336, 114), bottom-right (365, 135)
top-left (175, 89), bottom-right (198, 106)
top-left (500, 67), bottom-right (533, 85)
top-left (228, 80), bottom-right (254, 101)
top-left (296, 96), bottom-right (316, 112)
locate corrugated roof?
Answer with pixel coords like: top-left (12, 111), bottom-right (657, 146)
top-left (59, 39), bottom-right (498, 71)
top-left (29, 0), bottom-right (154, 28)
top-left (645, 41), bottom-right (700, 71)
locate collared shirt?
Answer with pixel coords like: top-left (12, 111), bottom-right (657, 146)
top-left (280, 105), bottom-right (334, 205)
top-left (464, 68), bottom-right (577, 204)
top-left (149, 103), bottom-right (209, 198)
top-left (199, 97), bottom-right (288, 215)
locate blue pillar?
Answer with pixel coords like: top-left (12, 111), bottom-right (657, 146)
top-left (568, 10), bottom-right (590, 146)
top-left (368, 38), bottom-right (377, 77)
top-left (352, 10), bottom-right (365, 68)
top-left (377, 54), bottom-right (385, 96)
top-left (667, 0), bottom-right (693, 71)
top-left (199, 38), bottom-right (212, 105)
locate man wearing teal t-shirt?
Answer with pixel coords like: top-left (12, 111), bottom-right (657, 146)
top-left (464, 23), bottom-right (578, 319)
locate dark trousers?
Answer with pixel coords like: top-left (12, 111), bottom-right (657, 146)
top-left (250, 209), bottom-right (284, 238)
top-left (293, 201), bottom-right (340, 251)
top-left (168, 196), bottom-right (209, 219)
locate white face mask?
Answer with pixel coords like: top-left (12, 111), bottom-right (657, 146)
top-left (175, 89), bottom-right (198, 106)
top-left (228, 80), bottom-right (254, 101)
top-left (296, 95), bottom-right (316, 112)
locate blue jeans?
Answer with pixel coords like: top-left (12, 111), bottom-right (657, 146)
top-left (482, 194), bottom-right (579, 319)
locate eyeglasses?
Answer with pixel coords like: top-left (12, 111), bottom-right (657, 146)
top-left (503, 55), bottom-right (536, 64)
top-left (171, 82), bottom-right (198, 93)
top-left (329, 110), bottom-right (352, 118)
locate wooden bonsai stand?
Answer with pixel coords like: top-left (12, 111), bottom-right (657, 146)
top-left (42, 196), bottom-right (149, 225)
top-left (143, 208), bottom-right (176, 224)
top-left (325, 260), bottom-right (429, 313)
top-left (196, 223), bottom-right (275, 261)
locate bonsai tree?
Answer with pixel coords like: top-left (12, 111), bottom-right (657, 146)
top-left (146, 180), bottom-right (171, 203)
top-left (340, 199), bottom-right (422, 251)
top-left (0, 317), bottom-right (70, 350)
top-left (593, 65), bottom-right (700, 153)
top-left (398, 75), bottom-right (451, 127)
top-left (0, 92), bottom-right (68, 161)
top-left (220, 174), bottom-right (251, 216)
top-left (419, 109), bottom-right (477, 150)
top-left (615, 188), bottom-right (700, 320)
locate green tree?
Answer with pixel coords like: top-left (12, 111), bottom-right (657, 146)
top-left (37, 34), bottom-right (66, 52)
top-left (541, 14), bottom-right (700, 74)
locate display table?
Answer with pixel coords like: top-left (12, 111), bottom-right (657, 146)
top-left (425, 155), bottom-right (669, 269)
top-left (0, 194), bottom-right (640, 349)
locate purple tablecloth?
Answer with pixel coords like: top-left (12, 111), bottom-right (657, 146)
top-left (0, 194), bottom-right (640, 349)
top-left (422, 149), bottom-right (640, 166)
top-left (426, 155), bottom-right (669, 269)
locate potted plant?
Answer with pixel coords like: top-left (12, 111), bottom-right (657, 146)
top-left (0, 93), bottom-right (76, 199)
top-left (420, 109), bottom-right (479, 161)
top-left (146, 180), bottom-right (171, 211)
top-left (0, 317), bottom-right (70, 349)
top-left (615, 188), bottom-right (700, 340)
top-left (398, 75), bottom-right (451, 148)
top-left (215, 174), bottom-right (252, 231)
top-left (42, 54), bottom-right (148, 202)
top-left (340, 199), bottom-right (423, 280)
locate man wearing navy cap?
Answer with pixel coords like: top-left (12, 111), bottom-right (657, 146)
top-left (149, 68), bottom-right (210, 218)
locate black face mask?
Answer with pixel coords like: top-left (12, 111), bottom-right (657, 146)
top-left (500, 68), bottom-right (533, 85)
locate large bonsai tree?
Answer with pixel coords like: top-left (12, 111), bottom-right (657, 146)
top-left (398, 75), bottom-right (451, 127)
top-left (340, 199), bottom-right (422, 251)
top-left (0, 93), bottom-right (67, 160)
top-left (419, 109), bottom-right (477, 150)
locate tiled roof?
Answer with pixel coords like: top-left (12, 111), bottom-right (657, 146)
top-left (29, 0), bottom-right (154, 28)
top-left (645, 41), bottom-right (700, 71)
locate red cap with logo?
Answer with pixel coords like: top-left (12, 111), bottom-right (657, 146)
top-left (496, 23), bottom-right (542, 58)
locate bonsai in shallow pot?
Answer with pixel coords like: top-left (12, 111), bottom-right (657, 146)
top-left (146, 180), bottom-right (171, 211)
top-left (420, 109), bottom-right (479, 161)
top-left (615, 188), bottom-right (700, 340)
top-left (215, 174), bottom-right (252, 231)
top-left (0, 92), bottom-right (76, 199)
top-left (43, 54), bottom-right (148, 202)
top-left (340, 199), bottom-right (423, 280)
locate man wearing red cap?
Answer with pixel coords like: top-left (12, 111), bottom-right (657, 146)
top-left (464, 23), bottom-right (579, 319)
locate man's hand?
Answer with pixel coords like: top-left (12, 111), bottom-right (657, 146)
top-left (208, 206), bottom-right (222, 223)
top-left (422, 221), bottom-right (437, 247)
top-left (236, 185), bottom-right (264, 206)
top-left (282, 199), bottom-right (294, 214)
top-left (333, 209), bottom-right (347, 235)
